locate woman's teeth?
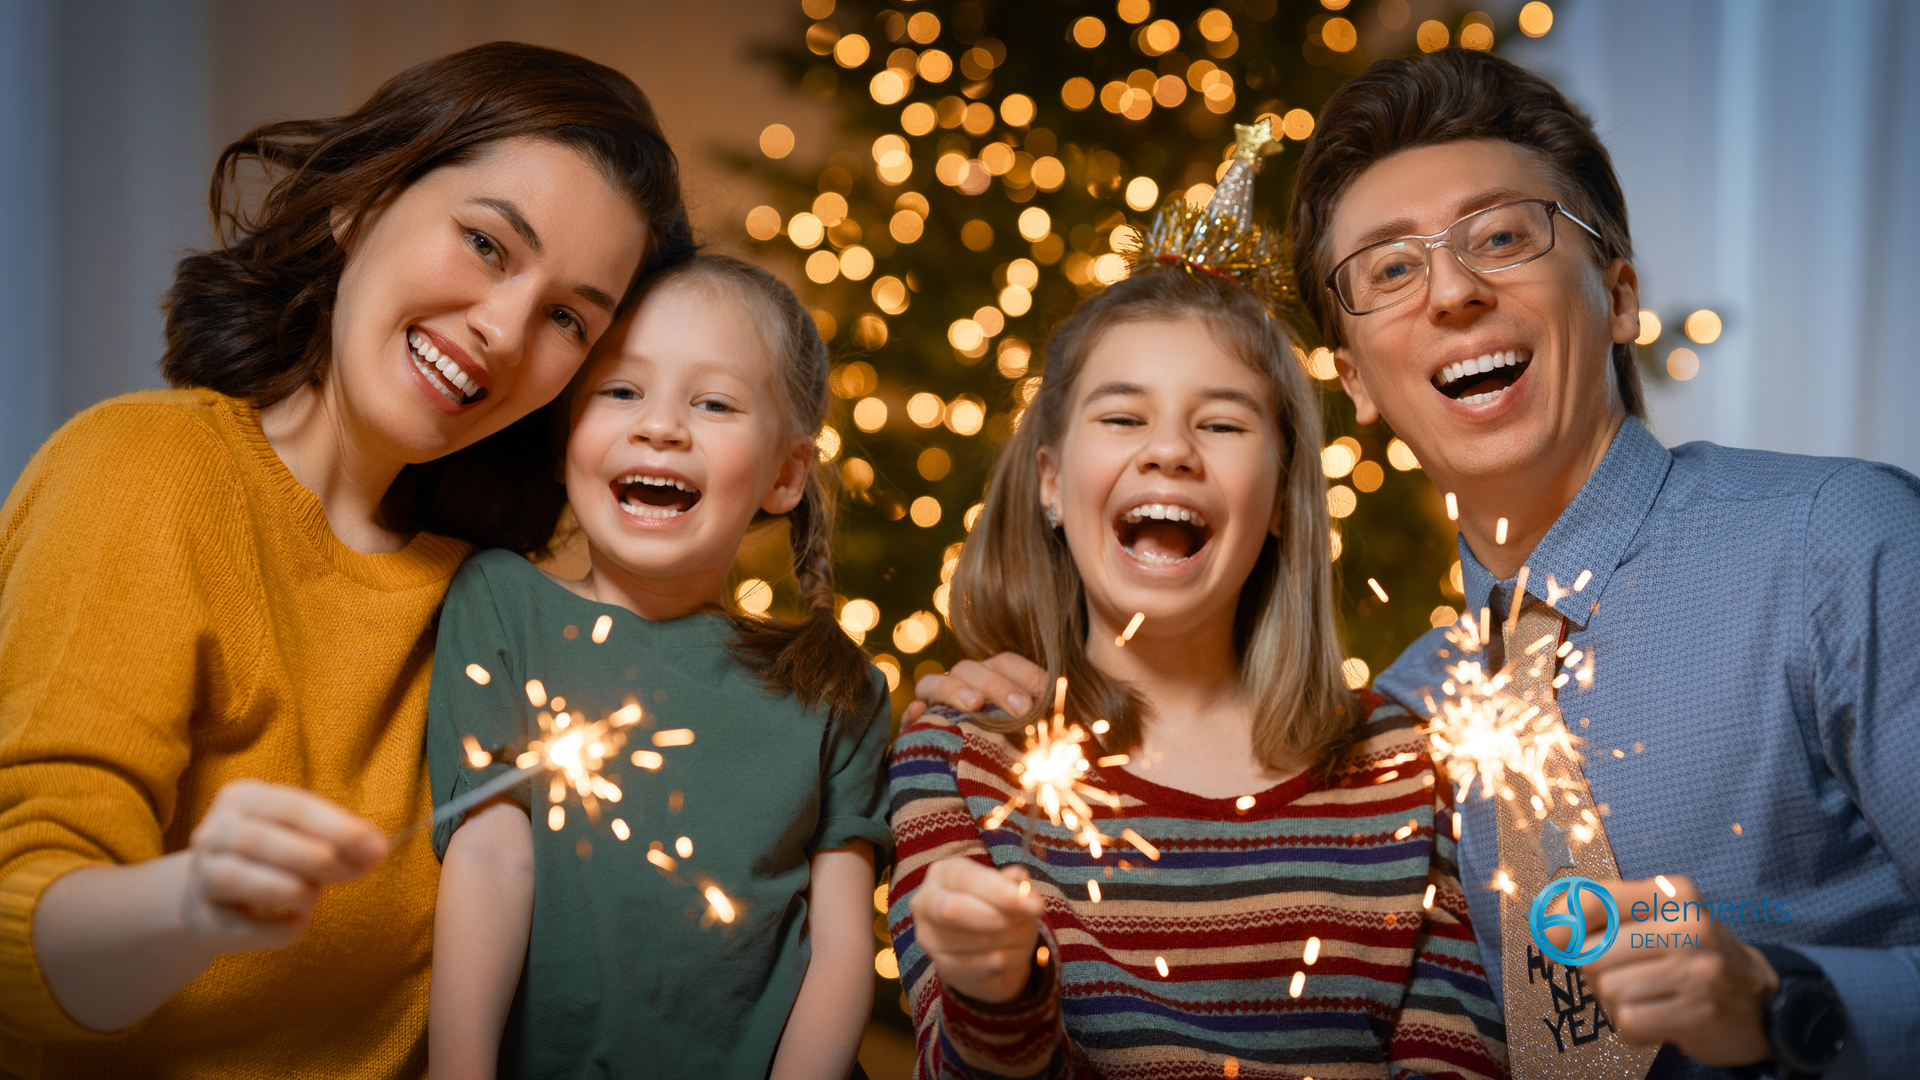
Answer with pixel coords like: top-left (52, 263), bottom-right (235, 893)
top-left (409, 330), bottom-right (479, 403)
top-left (1120, 503), bottom-right (1209, 527)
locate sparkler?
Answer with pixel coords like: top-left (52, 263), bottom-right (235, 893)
top-left (979, 677), bottom-right (1126, 859)
top-left (1417, 572), bottom-right (1600, 843)
top-left (393, 682), bottom-right (646, 843)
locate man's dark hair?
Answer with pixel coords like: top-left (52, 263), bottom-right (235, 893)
top-left (1290, 48), bottom-right (1645, 418)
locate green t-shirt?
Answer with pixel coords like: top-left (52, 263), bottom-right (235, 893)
top-left (426, 549), bottom-right (893, 1079)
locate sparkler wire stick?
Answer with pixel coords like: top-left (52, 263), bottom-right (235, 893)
top-left (390, 763), bottom-right (543, 843)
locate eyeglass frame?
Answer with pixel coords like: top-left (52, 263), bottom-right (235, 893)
top-left (1323, 199), bottom-right (1606, 318)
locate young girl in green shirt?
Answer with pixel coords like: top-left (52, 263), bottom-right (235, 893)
top-left (425, 255), bottom-right (890, 1079)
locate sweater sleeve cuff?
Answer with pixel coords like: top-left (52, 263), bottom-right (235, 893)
top-left (0, 854), bottom-right (119, 1042)
top-left (1791, 943), bottom-right (1920, 1080)
top-left (937, 931), bottom-right (1065, 1075)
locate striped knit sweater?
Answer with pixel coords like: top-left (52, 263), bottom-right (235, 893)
top-left (885, 693), bottom-right (1507, 1080)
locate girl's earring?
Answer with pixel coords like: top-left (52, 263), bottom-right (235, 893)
top-left (1046, 503), bottom-right (1061, 530)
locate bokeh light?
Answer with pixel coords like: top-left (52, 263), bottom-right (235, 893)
top-left (1519, 1), bottom-right (1554, 37)
top-left (1684, 309), bottom-right (1723, 344)
top-left (759, 123), bottom-right (795, 159)
top-left (853, 396), bottom-right (888, 431)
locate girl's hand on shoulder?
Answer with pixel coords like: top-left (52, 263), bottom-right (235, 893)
top-left (907, 857), bottom-right (1045, 1005)
top-left (182, 779), bottom-right (388, 951)
top-left (905, 652), bottom-right (1048, 724)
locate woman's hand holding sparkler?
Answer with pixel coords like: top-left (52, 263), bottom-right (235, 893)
top-left (34, 779), bottom-right (387, 1032)
top-left (908, 857), bottom-right (1048, 1005)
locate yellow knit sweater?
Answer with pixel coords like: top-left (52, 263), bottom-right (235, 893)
top-left (0, 390), bottom-right (470, 1078)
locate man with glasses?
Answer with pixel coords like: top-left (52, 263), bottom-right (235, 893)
top-left (916, 48), bottom-right (1918, 1080)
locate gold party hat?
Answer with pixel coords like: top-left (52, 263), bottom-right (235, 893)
top-left (1121, 118), bottom-right (1312, 342)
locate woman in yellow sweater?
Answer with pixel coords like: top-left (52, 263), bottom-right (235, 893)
top-left (0, 44), bottom-right (687, 1077)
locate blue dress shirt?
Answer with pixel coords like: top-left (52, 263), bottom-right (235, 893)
top-left (1375, 417), bottom-right (1920, 1079)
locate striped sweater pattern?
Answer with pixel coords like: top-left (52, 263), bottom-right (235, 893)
top-left (885, 694), bottom-right (1508, 1080)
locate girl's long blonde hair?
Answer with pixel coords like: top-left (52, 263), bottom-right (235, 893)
top-left (952, 267), bottom-right (1357, 777)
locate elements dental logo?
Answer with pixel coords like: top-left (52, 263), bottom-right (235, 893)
top-left (1529, 876), bottom-right (1618, 966)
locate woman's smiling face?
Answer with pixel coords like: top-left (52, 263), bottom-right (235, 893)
top-left (326, 136), bottom-right (648, 466)
top-left (1038, 316), bottom-right (1286, 644)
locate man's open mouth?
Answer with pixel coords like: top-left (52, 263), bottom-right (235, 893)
top-left (409, 329), bottom-right (487, 406)
top-left (614, 474), bottom-right (702, 520)
top-left (1114, 503), bottom-right (1213, 566)
top-left (1433, 348), bottom-right (1532, 404)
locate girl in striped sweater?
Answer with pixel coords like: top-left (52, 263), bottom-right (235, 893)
top-left (886, 262), bottom-right (1507, 1079)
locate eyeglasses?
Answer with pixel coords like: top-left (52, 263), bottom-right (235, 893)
top-left (1325, 199), bottom-right (1604, 317)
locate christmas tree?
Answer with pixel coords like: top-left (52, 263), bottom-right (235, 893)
top-left (731, 1), bottom-right (1544, 711)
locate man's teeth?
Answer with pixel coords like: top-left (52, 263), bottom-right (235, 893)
top-left (1435, 348), bottom-right (1528, 388)
top-left (617, 474), bottom-right (695, 492)
top-left (1120, 503), bottom-right (1208, 526)
top-left (408, 330), bottom-right (478, 400)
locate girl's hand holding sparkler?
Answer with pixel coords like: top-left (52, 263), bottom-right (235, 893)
top-left (35, 779), bottom-right (386, 1032)
top-left (907, 857), bottom-right (1048, 1005)
top-left (904, 653), bottom-right (1048, 724)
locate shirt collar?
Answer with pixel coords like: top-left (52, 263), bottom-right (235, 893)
top-left (1457, 416), bottom-right (1673, 629)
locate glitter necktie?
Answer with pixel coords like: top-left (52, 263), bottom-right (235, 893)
top-left (1495, 599), bottom-right (1657, 1079)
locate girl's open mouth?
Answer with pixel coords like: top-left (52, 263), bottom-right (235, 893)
top-left (1114, 503), bottom-right (1213, 566)
top-left (1433, 348), bottom-right (1532, 405)
top-left (613, 474), bottom-right (702, 521)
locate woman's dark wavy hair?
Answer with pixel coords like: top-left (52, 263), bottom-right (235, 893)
top-left (1290, 48), bottom-right (1645, 418)
top-left (162, 42), bottom-right (693, 552)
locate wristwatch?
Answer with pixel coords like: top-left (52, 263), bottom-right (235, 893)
top-left (1740, 944), bottom-right (1847, 1080)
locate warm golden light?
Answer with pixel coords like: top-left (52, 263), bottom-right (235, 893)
top-left (1125, 176), bottom-right (1159, 211)
top-left (839, 245), bottom-right (874, 281)
top-left (1281, 108), bottom-right (1315, 141)
top-left (889, 209), bottom-right (924, 244)
top-left (1198, 8), bottom-right (1233, 41)
top-left (787, 211), bottom-right (824, 249)
top-left (1684, 309), bottom-right (1723, 344)
top-left (1322, 16), bottom-right (1357, 51)
top-left (1519, 1), bottom-right (1554, 37)
top-left (917, 446), bottom-right (951, 481)
top-left (1061, 77), bottom-right (1095, 111)
top-left (1116, 0), bottom-right (1150, 24)
top-left (907, 392), bottom-right (944, 427)
top-left (1000, 93), bottom-right (1035, 127)
top-left (1667, 347), bottom-right (1700, 381)
top-left (1142, 18), bottom-right (1180, 55)
top-left (759, 123), bottom-right (795, 159)
top-left (1321, 443), bottom-right (1357, 478)
top-left (833, 33), bottom-right (870, 68)
top-left (1636, 310), bottom-right (1662, 345)
top-left (946, 396), bottom-right (986, 436)
top-left (960, 219), bottom-right (994, 251)
top-left (853, 396), bottom-right (888, 432)
top-left (916, 49), bottom-right (951, 82)
top-left (1341, 657), bottom-right (1371, 689)
top-left (841, 458), bottom-right (874, 491)
top-left (1352, 460), bottom-right (1384, 493)
top-left (839, 598), bottom-right (880, 634)
top-left (804, 249), bottom-right (839, 284)
top-left (1328, 485), bottom-right (1357, 519)
top-left (1386, 438), bottom-right (1420, 470)
top-left (872, 275), bottom-right (909, 314)
top-left (1416, 19), bottom-right (1450, 51)
top-left (910, 496), bottom-right (942, 527)
top-left (465, 663), bottom-right (491, 686)
top-left (907, 11), bottom-right (939, 42)
top-left (745, 205), bottom-right (782, 242)
top-left (735, 578), bottom-right (773, 614)
top-left (1460, 22), bottom-right (1494, 50)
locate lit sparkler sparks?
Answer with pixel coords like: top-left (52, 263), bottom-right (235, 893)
top-left (1114, 612), bottom-right (1146, 647)
top-left (1417, 583), bottom-right (1598, 841)
top-left (980, 677), bottom-right (1124, 859)
top-left (398, 686), bottom-right (647, 842)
